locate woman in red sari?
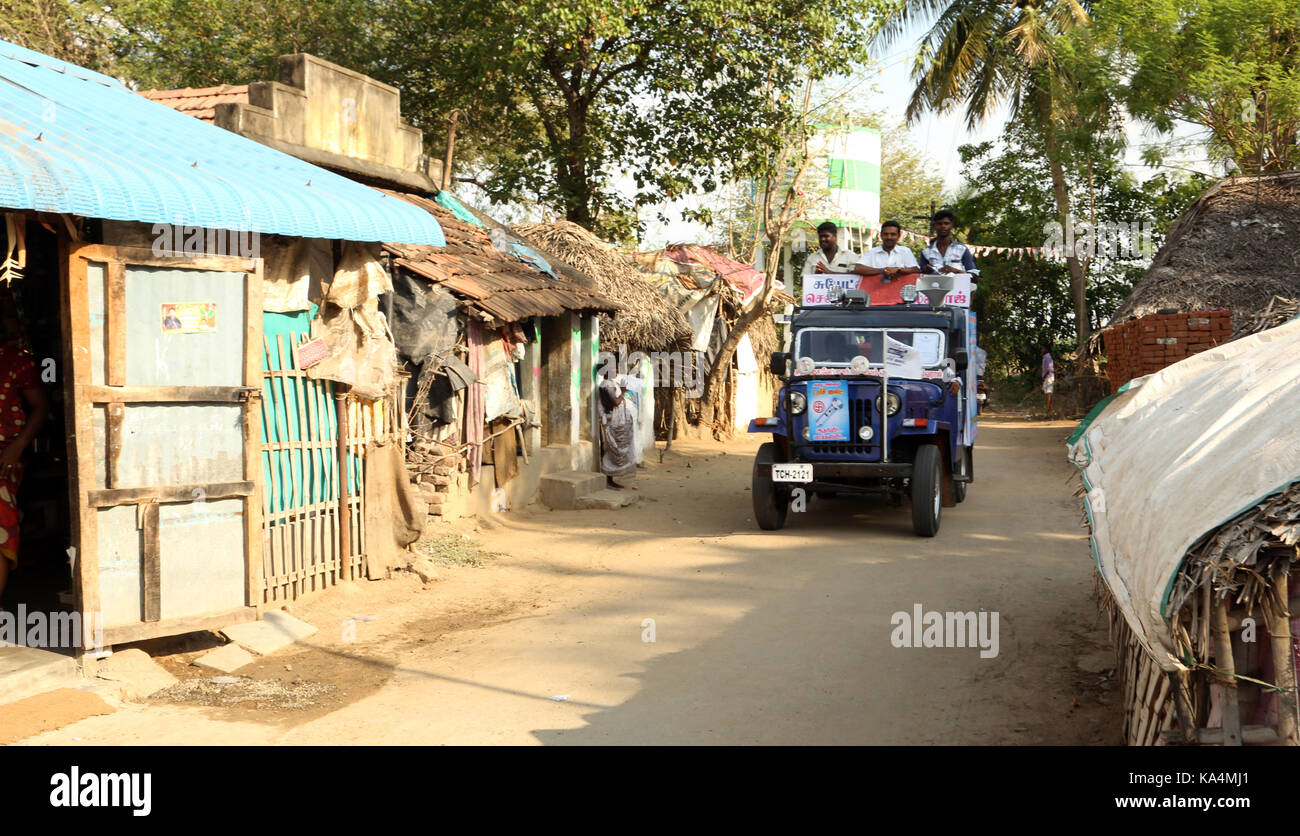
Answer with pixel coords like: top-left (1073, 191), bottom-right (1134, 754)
top-left (0, 337), bottom-right (49, 603)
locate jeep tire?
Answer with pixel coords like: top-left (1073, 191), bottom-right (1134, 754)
top-left (753, 442), bottom-right (790, 531)
top-left (911, 443), bottom-right (942, 537)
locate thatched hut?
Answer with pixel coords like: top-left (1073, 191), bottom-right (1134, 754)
top-left (510, 220), bottom-right (692, 354)
top-left (1108, 172), bottom-right (1300, 331)
top-left (633, 245), bottom-right (787, 436)
top-left (1097, 172), bottom-right (1300, 388)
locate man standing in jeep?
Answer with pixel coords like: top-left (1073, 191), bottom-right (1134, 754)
top-left (805, 221), bottom-right (859, 276)
top-left (850, 220), bottom-right (921, 281)
top-left (921, 210), bottom-right (980, 282)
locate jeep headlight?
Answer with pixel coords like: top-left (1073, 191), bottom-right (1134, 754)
top-left (858, 425), bottom-right (874, 441)
top-left (790, 391), bottom-right (807, 415)
top-left (875, 391), bottom-right (901, 416)
top-left (901, 283), bottom-right (918, 302)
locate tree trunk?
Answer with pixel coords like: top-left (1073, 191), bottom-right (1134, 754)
top-left (1037, 85), bottom-right (1089, 348)
top-left (696, 297), bottom-right (771, 432)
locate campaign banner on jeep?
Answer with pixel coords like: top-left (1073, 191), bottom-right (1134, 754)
top-left (808, 380), bottom-right (851, 442)
top-left (802, 273), bottom-right (860, 306)
top-left (802, 273), bottom-right (973, 307)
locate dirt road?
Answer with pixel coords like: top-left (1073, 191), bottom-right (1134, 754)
top-left (19, 416), bottom-right (1119, 745)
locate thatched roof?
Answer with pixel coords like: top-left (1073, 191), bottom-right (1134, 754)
top-left (509, 220), bottom-right (693, 353)
top-left (1108, 172), bottom-right (1300, 330)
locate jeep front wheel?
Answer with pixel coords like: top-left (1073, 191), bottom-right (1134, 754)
top-left (911, 443), bottom-right (942, 537)
top-left (752, 442), bottom-right (790, 531)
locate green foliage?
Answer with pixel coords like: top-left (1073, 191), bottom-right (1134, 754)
top-left (93, 0), bottom-right (886, 238)
top-left (0, 0), bottom-right (119, 70)
top-left (1095, 0), bottom-right (1300, 173)
top-left (109, 0), bottom-right (384, 89)
top-left (956, 121), bottom-right (1208, 377)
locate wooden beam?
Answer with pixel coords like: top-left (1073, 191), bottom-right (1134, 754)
top-left (105, 402), bottom-right (124, 489)
top-left (101, 606), bottom-right (259, 646)
top-left (64, 241), bottom-right (101, 631)
top-left (243, 266), bottom-right (264, 610)
top-left (73, 244), bottom-right (257, 274)
top-left (89, 481), bottom-right (253, 508)
top-left (106, 260), bottom-right (126, 386)
top-left (1267, 563), bottom-right (1298, 745)
top-left (1211, 598), bottom-right (1243, 746)
top-left (79, 384), bottom-right (254, 404)
top-left (140, 500), bottom-right (161, 622)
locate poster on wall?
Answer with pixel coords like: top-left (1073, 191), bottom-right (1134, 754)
top-left (161, 302), bottom-right (217, 334)
top-left (808, 380), bottom-right (850, 442)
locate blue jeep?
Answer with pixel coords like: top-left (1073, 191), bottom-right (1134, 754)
top-left (747, 286), bottom-right (978, 536)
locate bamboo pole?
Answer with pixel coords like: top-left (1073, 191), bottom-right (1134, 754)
top-left (1267, 562), bottom-right (1298, 745)
top-left (337, 392), bottom-right (352, 582)
top-left (1211, 597), bottom-right (1243, 746)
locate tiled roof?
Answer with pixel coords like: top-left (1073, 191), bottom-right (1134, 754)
top-left (138, 84), bottom-right (250, 122)
top-left (383, 192), bottom-right (619, 323)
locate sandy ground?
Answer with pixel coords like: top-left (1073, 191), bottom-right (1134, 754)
top-left (17, 415), bottom-right (1119, 745)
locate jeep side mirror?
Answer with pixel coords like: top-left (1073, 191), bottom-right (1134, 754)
top-left (953, 348), bottom-right (969, 369)
top-left (769, 351), bottom-right (790, 376)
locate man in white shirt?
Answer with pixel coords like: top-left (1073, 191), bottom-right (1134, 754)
top-left (850, 220), bottom-right (921, 281)
top-left (803, 221), bottom-right (859, 275)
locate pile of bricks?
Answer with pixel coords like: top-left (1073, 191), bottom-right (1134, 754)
top-left (1102, 309), bottom-right (1232, 391)
top-left (407, 439), bottom-right (460, 520)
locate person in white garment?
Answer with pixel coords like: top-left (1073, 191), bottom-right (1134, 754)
top-left (598, 370), bottom-right (644, 488)
top-left (849, 220), bottom-right (921, 281)
top-left (803, 221), bottom-right (859, 276)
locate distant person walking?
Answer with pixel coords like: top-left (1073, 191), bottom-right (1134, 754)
top-left (1041, 346), bottom-right (1055, 416)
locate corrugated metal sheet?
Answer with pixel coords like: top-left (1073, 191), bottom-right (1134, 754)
top-left (0, 40), bottom-right (445, 246)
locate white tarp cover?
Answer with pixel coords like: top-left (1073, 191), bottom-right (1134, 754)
top-left (1068, 316), bottom-right (1300, 670)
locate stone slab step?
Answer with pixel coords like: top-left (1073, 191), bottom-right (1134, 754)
top-left (575, 489), bottom-right (639, 510)
top-left (540, 471), bottom-right (606, 510)
top-left (0, 645), bottom-right (81, 707)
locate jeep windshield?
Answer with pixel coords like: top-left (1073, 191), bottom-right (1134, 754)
top-left (792, 328), bottom-right (946, 369)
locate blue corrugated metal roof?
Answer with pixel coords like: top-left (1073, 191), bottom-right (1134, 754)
top-left (0, 40), bottom-right (445, 246)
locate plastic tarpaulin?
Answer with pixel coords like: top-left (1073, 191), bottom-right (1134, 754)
top-left (1068, 316), bottom-right (1300, 669)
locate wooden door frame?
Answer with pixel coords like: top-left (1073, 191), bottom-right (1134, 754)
top-left (62, 242), bottom-right (265, 647)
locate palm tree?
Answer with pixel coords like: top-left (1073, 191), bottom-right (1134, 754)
top-left (873, 0), bottom-right (1096, 345)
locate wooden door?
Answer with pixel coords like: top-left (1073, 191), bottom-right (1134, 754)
top-left (63, 244), bottom-right (263, 647)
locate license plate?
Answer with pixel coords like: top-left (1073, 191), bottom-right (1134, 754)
top-left (772, 463), bottom-right (813, 483)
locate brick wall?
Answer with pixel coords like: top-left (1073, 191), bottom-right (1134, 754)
top-left (1102, 309), bottom-right (1232, 391)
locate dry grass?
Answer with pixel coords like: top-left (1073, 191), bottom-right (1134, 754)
top-left (511, 220), bottom-right (693, 354)
top-left (1109, 172), bottom-right (1300, 329)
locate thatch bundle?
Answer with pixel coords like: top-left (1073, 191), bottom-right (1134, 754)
top-left (1108, 172), bottom-right (1300, 329)
top-left (510, 221), bottom-right (692, 354)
